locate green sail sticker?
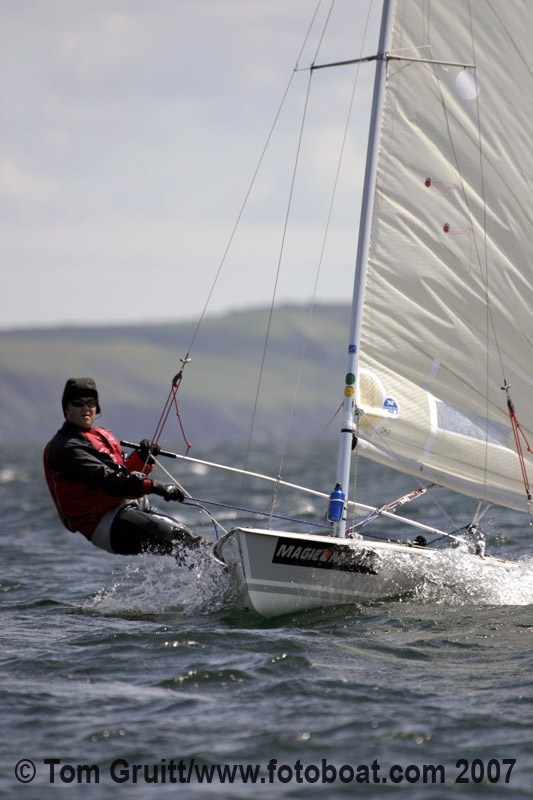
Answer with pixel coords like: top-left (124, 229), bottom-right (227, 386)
top-left (345, 373), bottom-right (356, 385)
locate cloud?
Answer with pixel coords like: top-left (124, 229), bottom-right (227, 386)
top-left (0, 157), bottom-right (59, 206)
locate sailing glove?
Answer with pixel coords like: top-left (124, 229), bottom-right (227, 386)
top-left (138, 438), bottom-right (161, 462)
top-left (151, 480), bottom-right (185, 503)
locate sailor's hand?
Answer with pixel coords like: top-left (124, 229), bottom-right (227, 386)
top-left (151, 479), bottom-right (185, 503)
top-left (138, 439), bottom-right (161, 461)
top-left (163, 484), bottom-right (185, 502)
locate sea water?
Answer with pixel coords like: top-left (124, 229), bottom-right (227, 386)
top-left (2, 441), bottom-right (533, 798)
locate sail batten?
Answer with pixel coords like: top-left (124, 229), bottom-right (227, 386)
top-left (357, 0), bottom-right (533, 510)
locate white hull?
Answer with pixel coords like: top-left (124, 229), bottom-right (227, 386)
top-left (214, 527), bottom-right (516, 617)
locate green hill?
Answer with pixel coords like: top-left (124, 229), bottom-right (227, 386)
top-left (1, 304), bottom-right (351, 448)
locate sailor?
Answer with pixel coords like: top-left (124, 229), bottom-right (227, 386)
top-left (43, 377), bottom-right (208, 563)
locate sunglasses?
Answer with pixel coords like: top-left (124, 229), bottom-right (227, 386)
top-left (70, 398), bottom-right (98, 408)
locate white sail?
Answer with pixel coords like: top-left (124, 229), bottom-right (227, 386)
top-left (357, 0), bottom-right (533, 511)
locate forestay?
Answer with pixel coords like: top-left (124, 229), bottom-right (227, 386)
top-left (357, 0), bottom-right (533, 511)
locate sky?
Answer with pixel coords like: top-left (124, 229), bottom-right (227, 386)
top-left (1, 0), bottom-right (380, 330)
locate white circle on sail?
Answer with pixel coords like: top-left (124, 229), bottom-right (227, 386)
top-left (455, 70), bottom-right (480, 100)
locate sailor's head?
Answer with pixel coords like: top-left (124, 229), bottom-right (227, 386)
top-left (62, 377), bottom-right (101, 423)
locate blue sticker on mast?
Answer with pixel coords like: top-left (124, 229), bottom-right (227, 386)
top-left (349, 345), bottom-right (357, 353)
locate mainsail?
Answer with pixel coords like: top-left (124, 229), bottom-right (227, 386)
top-left (357, 0), bottom-right (533, 511)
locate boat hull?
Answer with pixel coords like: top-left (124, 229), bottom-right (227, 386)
top-left (214, 527), bottom-right (515, 617)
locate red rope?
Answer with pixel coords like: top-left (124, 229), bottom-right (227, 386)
top-left (507, 397), bottom-right (532, 500)
top-left (151, 370), bottom-right (192, 455)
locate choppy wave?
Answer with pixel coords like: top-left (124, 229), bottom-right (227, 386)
top-left (3, 442), bottom-right (533, 800)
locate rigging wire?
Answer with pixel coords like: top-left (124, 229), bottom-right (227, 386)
top-left (141, 443), bottom-right (457, 542)
top-left (150, 0), bottom-right (324, 452)
top-left (182, 0), bottom-right (324, 362)
top-left (265, 0), bottom-right (376, 522)
top-left (238, 67), bottom-right (314, 524)
top-left (235, 0), bottom-right (344, 521)
top-left (151, 358), bottom-right (192, 452)
top-left (151, 450), bottom-right (459, 546)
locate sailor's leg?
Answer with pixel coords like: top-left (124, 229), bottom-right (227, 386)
top-left (109, 504), bottom-right (209, 562)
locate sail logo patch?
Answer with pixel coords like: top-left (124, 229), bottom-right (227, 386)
top-left (382, 397), bottom-right (399, 417)
top-left (272, 538), bottom-right (378, 575)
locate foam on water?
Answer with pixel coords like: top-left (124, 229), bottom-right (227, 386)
top-left (84, 549), bottom-right (235, 618)
top-left (402, 548), bottom-right (533, 607)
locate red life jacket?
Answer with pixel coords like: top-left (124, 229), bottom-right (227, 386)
top-left (43, 427), bottom-right (152, 539)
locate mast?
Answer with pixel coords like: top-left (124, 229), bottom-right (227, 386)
top-left (332, 0), bottom-right (395, 537)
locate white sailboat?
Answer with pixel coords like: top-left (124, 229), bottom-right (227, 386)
top-left (206, 0), bottom-right (533, 616)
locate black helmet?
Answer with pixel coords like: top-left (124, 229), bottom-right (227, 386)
top-left (61, 377), bottom-right (101, 416)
